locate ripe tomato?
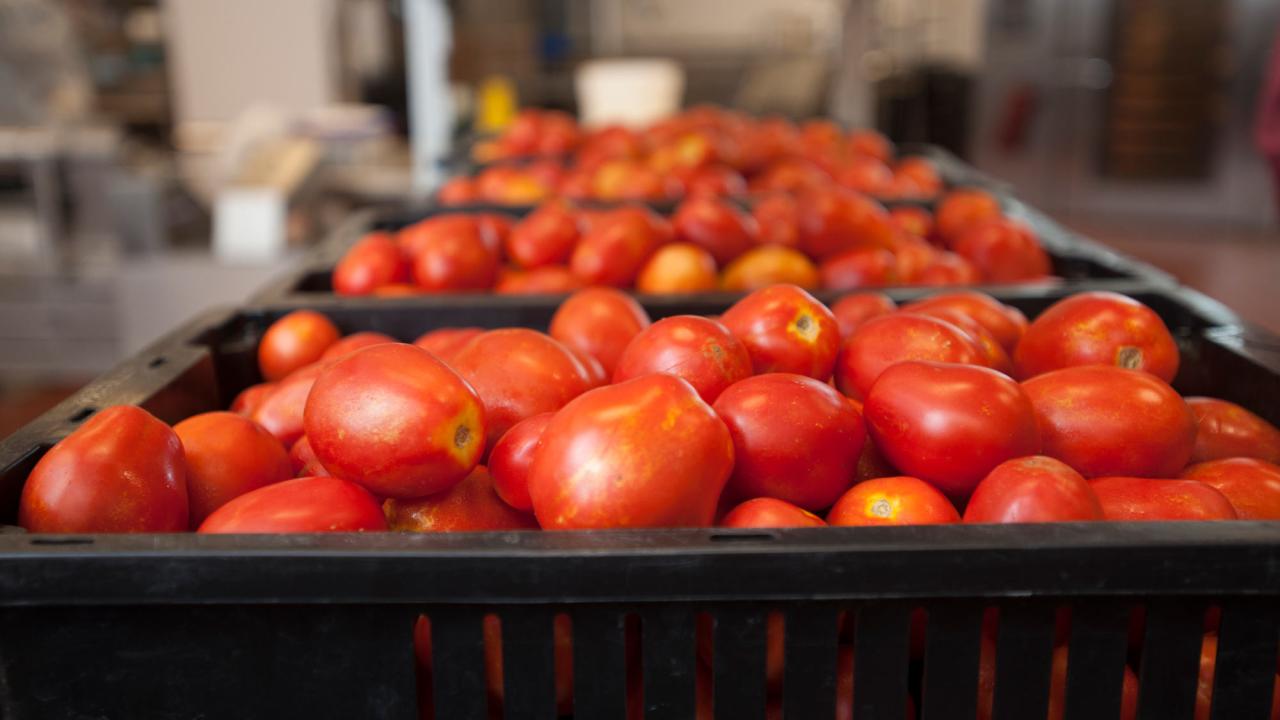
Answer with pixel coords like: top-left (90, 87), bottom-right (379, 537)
top-left (680, 164), bottom-right (748, 198)
top-left (569, 211), bottom-right (659, 287)
top-left (953, 218), bottom-right (1050, 283)
top-left (565, 346), bottom-right (608, 388)
top-left (721, 497), bottom-right (826, 528)
top-left (916, 251), bottom-right (981, 285)
top-left (258, 310), bottom-right (340, 381)
top-left (333, 232), bottom-right (409, 296)
top-left (750, 193), bottom-right (801, 248)
top-left (305, 344), bottom-right (485, 498)
top-left (435, 177), bottom-right (478, 205)
top-left (449, 328), bottom-right (592, 448)
top-left (413, 327), bottom-right (483, 362)
top-left (848, 129), bottom-right (893, 162)
top-left (488, 413), bottom-right (552, 512)
top-left (834, 155), bottom-right (893, 195)
top-left (320, 331), bottom-right (395, 362)
top-left (505, 202), bottom-right (579, 269)
top-left (20, 405), bottom-right (187, 533)
top-left (1186, 397), bottom-right (1280, 464)
top-left (385, 466), bottom-right (538, 531)
top-left (549, 287), bottom-right (651, 375)
top-left (370, 283), bottom-right (420, 297)
top-left (901, 291), bottom-right (1027, 352)
top-left (635, 243), bottom-right (718, 293)
top-left (935, 189), bottom-right (1001, 245)
top-left (528, 374), bottom-right (733, 529)
top-left (834, 313), bottom-right (985, 399)
top-left (720, 246), bottom-right (820, 291)
top-left (819, 247), bottom-right (899, 290)
top-left (1195, 635), bottom-right (1280, 720)
top-left (174, 411), bottom-right (292, 527)
top-left (198, 476), bottom-right (387, 533)
top-left (894, 157), bottom-right (943, 195)
top-left (713, 373), bottom-right (866, 509)
top-left (963, 456), bottom-right (1103, 523)
top-left (904, 305), bottom-right (1014, 375)
top-left (474, 213), bottom-right (515, 249)
top-left (613, 315), bottom-right (751, 404)
top-left (250, 362), bottom-right (326, 448)
top-left (672, 196), bottom-right (757, 265)
top-left (797, 187), bottom-right (895, 259)
top-left (830, 292), bottom-right (896, 339)
top-left (865, 362), bottom-right (1041, 500)
top-left (1023, 366), bottom-right (1195, 477)
top-left (1014, 291), bottom-right (1180, 382)
top-left (411, 222), bottom-right (499, 291)
top-left (1090, 476), bottom-right (1237, 521)
top-left (720, 284), bottom-right (841, 379)
top-left (231, 382), bottom-right (274, 417)
top-left (749, 158), bottom-right (831, 194)
top-left (494, 265), bottom-right (584, 294)
top-left (1181, 458), bottom-right (1280, 519)
top-left (827, 476), bottom-right (960, 526)
top-left (889, 206), bottom-right (934, 240)
top-left (398, 214), bottom-right (486, 257)
top-left (288, 435), bottom-right (330, 477)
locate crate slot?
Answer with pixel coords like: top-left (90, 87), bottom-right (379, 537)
top-left (1062, 600), bottom-right (1133, 720)
top-left (992, 601), bottom-right (1058, 720)
top-left (1136, 599), bottom-right (1208, 720)
top-left (28, 537), bottom-right (92, 545)
top-left (428, 609), bottom-right (492, 720)
top-left (572, 609), bottom-right (631, 718)
top-left (67, 406), bottom-right (96, 423)
top-left (711, 607), bottom-right (770, 719)
top-left (921, 601), bottom-right (985, 720)
top-left (853, 602), bottom-right (913, 719)
top-left (498, 609), bottom-right (559, 717)
top-left (642, 605), bottom-right (697, 719)
top-left (781, 603), bottom-right (839, 718)
top-left (708, 531), bottom-right (778, 542)
top-left (1206, 599), bottom-right (1280, 720)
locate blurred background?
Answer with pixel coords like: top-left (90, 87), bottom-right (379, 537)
top-left (1, 0), bottom-right (1278, 432)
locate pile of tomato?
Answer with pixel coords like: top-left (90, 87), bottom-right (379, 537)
top-left (19, 284), bottom-right (1280, 536)
top-left (333, 188), bottom-right (1051, 297)
top-left (447, 106), bottom-right (939, 206)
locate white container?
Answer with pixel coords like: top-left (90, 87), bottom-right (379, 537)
top-left (575, 59), bottom-right (685, 128)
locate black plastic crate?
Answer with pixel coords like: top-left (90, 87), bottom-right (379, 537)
top-left (2, 284), bottom-right (1279, 719)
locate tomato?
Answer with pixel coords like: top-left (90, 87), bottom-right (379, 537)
top-left (505, 202), bottom-right (579, 269)
top-left (827, 476), bottom-right (959, 525)
top-left (889, 206), bottom-right (934, 239)
top-left (963, 456), bottom-right (1103, 523)
top-left (819, 247), bottom-right (899, 290)
top-left (549, 287), bottom-right (651, 375)
top-left (848, 129), bottom-right (893, 162)
top-left (231, 382), bottom-right (275, 417)
top-left (435, 177), bottom-right (478, 205)
top-left (305, 344), bottom-right (485, 498)
top-left (720, 246), bottom-right (820, 291)
top-left (569, 211), bottom-right (659, 287)
top-left (834, 155), bottom-right (893, 195)
top-left (288, 435), bottom-right (330, 477)
top-left (411, 222), bottom-right (499, 291)
top-left (671, 196), bottom-right (756, 265)
top-left (1014, 291), bottom-right (1180, 382)
top-left (797, 187), bottom-right (895, 259)
top-left (904, 305), bottom-right (1014, 375)
top-left (916, 251), bottom-right (981, 285)
top-left (590, 159), bottom-right (671, 201)
top-left (1195, 635), bottom-right (1280, 720)
top-left (174, 411), bottom-right (292, 527)
top-left (714, 373), bottom-right (866, 509)
top-left (1187, 397), bottom-right (1280, 464)
top-left (865, 362), bottom-right (1041, 500)
top-left (370, 283), bottom-right (420, 297)
top-left (251, 362), bottom-right (326, 448)
top-left (333, 232), bottom-right (409, 296)
top-left (834, 313), bottom-right (985, 399)
top-left (935, 189), bottom-right (1001, 245)
top-left (635, 243), bottom-right (719, 293)
top-left (198, 476), bottom-right (387, 533)
top-left (1090, 476), bottom-right (1237, 521)
top-left (679, 164), bottom-right (747, 198)
top-left (612, 315), bottom-right (751, 404)
top-left (528, 374), bottom-right (733, 529)
top-left (901, 291), bottom-right (1027, 352)
top-left (477, 166), bottom-right (553, 205)
top-left (474, 213), bottom-right (515, 250)
top-left (721, 497), bottom-right (826, 528)
top-left (750, 193), bottom-right (801, 248)
top-left (494, 265), bottom-right (584, 294)
top-left (1023, 366), bottom-right (1195, 477)
top-left (749, 158), bottom-right (831, 194)
top-left (894, 157), bottom-right (943, 195)
top-left (320, 332), bottom-right (396, 362)
top-left (398, 215), bottom-right (484, 257)
top-left (449, 328), bottom-right (592, 448)
top-left (952, 218), bottom-right (1050, 282)
top-left (258, 310), bottom-right (340, 381)
top-left (565, 346), bottom-right (608, 388)
top-left (413, 327), bottom-right (484, 362)
top-left (1181, 458), bottom-right (1280, 519)
top-left (385, 466), bottom-right (538, 532)
top-left (19, 405), bottom-right (187, 533)
top-left (720, 284), bottom-right (841, 379)
top-left (488, 413), bottom-right (553, 512)
top-left (855, 435), bottom-right (899, 483)
top-left (829, 293), bottom-right (894, 339)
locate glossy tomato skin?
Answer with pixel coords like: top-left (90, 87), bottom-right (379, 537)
top-left (721, 497), bottom-right (826, 528)
top-left (506, 202), bottom-right (579, 268)
top-left (834, 313), bottom-right (985, 399)
top-left (819, 247), bottom-right (899, 290)
top-left (1014, 291), bottom-right (1180, 382)
top-left (413, 327), bottom-right (483, 362)
top-left (569, 209), bottom-right (659, 286)
top-left (411, 223), bottom-right (499, 291)
top-left (1181, 458), bottom-right (1280, 519)
top-left (953, 218), bottom-right (1050, 283)
top-left (20, 405), bottom-right (187, 533)
top-left (231, 382), bottom-right (275, 417)
top-left (258, 310), bottom-right (340, 381)
top-left (288, 435), bottom-right (330, 477)
top-left (889, 206), bottom-right (934, 240)
top-left (1186, 397), bottom-right (1280, 464)
top-left (494, 265), bottom-right (584, 295)
top-left (720, 284), bottom-right (841, 379)
top-left (399, 215), bottom-right (483, 257)
top-left (488, 413), bottom-right (553, 512)
top-left (635, 243), bottom-right (719, 293)
top-left (797, 187), bottom-right (895, 259)
top-left (320, 332), bottom-right (395, 362)
top-left (827, 476), bottom-right (959, 526)
top-left (963, 456), bottom-right (1103, 523)
top-left (865, 362), bottom-right (1041, 500)
top-left (720, 246), bottom-right (820, 291)
top-left (613, 315), bottom-right (751, 404)
top-left (904, 305), bottom-right (1014, 375)
top-left (671, 196), bottom-right (756, 264)
top-left (385, 466), bottom-right (539, 531)
top-left (902, 291), bottom-right (1027, 352)
top-left (1090, 476), bottom-right (1237, 521)
top-left (333, 232), bottom-right (409, 296)
top-left (528, 374), bottom-right (734, 529)
top-left (935, 189), bottom-right (1001, 245)
top-left (174, 411), bottom-right (293, 527)
top-left (830, 292), bottom-right (896, 339)
top-left (549, 287), bottom-right (651, 375)
top-left (751, 193), bottom-right (801, 248)
top-left (449, 328), bottom-right (592, 449)
top-left (198, 476), bottom-right (387, 533)
top-left (251, 362), bottom-right (325, 448)
top-left (1023, 366), bottom-right (1196, 478)
top-left (714, 373), bottom-right (866, 510)
top-left (304, 344), bottom-right (485, 498)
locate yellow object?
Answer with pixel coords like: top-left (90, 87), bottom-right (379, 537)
top-left (476, 75), bottom-right (517, 134)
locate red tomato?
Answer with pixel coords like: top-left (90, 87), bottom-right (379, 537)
top-left (797, 187), bottom-right (895, 260)
top-left (449, 328), bottom-right (592, 448)
top-left (613, 315), bottom-right (751, 404)
top-left (749, 158), bottom-right (831, 194)
top-left (901, 291), bottom-right (1027, 352)
top-left (889, 206), bottom-right (934, 240)
top-left (672, 196), bottom-right (757, 265)
top-left (894, 157), bottom-right (943, 195)
top-left (474, 212), bottom-right (515, 249)
top-left (198, 476), bottom-right (387, 533)
top-left (963, 456), bottom-right (1103, 523)
top-left (494, 265), bottom-right (583, 294)
top-left (1023, 366), bottom-right (1195, 477)
top-left (827, 476), bottom-right (960, 526)
top-left (370, 283), bottom-right (420, 297)
top-left (411, 222), bottom-right (499, 291)
top-left (288, 435), bottom-right (330, 477)
top-left (258, 310), bottom-right (340, 382)
top-left (564, 346), bottom-right (607, 388)
top-left (412, 327), bottom-right (483, 362)
top-left (333, 232), bottom-right (409, 296)
top-left (1187, 397), bottom-right (1280, 464)
top-left (953, 218), bottom-right (1051, 283)
top-left (174, 411), bottom-right (292, 527)
top-left (904, 305), bottom-right (1014, 375)
top-left (569, 211), bottom-right (659, 287)
top-left (1090, 476), bottom-right (1237, 521)
top-left (385, 466), bottom-right (538, 531)
top-left (721, 497), bottom-right (827, 528)
top-left (714, 373), bottom-right (866, 509)
top-left (398, 215), bottom-right (484, 257)
top-left (834, 313), bottom-right (985, 399)
top-left (320, 332), bottom-right (396, 362)
top-left (488, 412), bottom-right (552, 512)
top-left (720, 246), bottom-right (820, 291)
top-left (1196, 635), bottom-right (1280, 720)
top-left (855, 436), bottom-right (899, 483)
top-left (935, 189), bottom-right (1001, 245)
top-left (682, 164), bottom-right (747, 198)
top-left (751, 193), bottom-right (802, 248)
top-left (1181, 458), bottom-right (1280, 519)
top-left (1015, 291), bottom-right (1180, 382)
top-left (916, 251), bottom-right (981, 285)
top-left (549, 287), bottom-right (651, 375)
top-left (19, 405), bottom-right (187, 533)
top-left (635, 243), bottom-right (719, 293)
top-left (720, 284), bottom-right (842, 379)
top-left (231, 382), bottom-right (274, 417)
top-left (435, 177), bottom-right (478, 205)
top-left (848, 129), bottom-right (893, 162)
top-left (250, 362), bottom-right (326, 448)
top-left (528, 374), bottom-right (734, 529)
top-left (506, 202), bottom-right (580, 269)
top-left (830, 292), bottom-right (896, 339)
top-left (305, 344), bottom-right (485, 498)
top-left (834, 155), bottom-right (893, 195)
top-left (819, 247), bottom-right (899, 290)
top-left (865, 362), bottom-right (1041, 500)
top-left (476, 166), bottom-right (553, 205)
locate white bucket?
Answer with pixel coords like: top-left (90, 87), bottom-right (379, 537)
top-left (575, 59), bottom-right (685, 129)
